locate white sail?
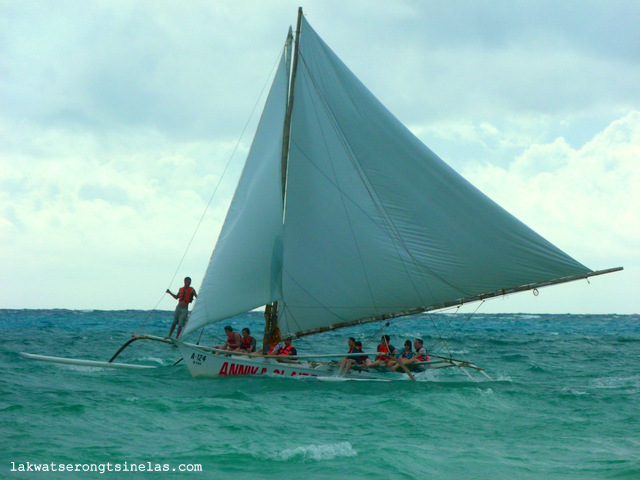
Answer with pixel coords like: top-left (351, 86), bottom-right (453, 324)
top-left (184, 44), bottom-right (290, 335)
top-left (277, 17), bottom-right (591, 336)
top-left (187, 14), bottom-right (593, 338)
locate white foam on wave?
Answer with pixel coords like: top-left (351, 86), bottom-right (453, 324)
top-left (135, 356), bottom-right (167, 366)
top-left (592, 375), bottom-right (640, 390)
top-left (59, 364), bottom-right (103, 372)
top-left (272, 442), bottom-right (357, 462)
top-left (316, 376), bottom-right (391, 383)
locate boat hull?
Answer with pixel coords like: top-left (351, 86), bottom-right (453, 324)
top-left (175, 341), bottom-right (386, 379)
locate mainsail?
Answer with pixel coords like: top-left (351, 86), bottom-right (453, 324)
top-left (185, 13), bottom-right (594, 338)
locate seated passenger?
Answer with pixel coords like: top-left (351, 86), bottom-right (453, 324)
top-left (214, 326), bottom-right (242, 351)
top-left (397, 340), bottom-right (414, 360)
top-left (391, 338), bottom-right (429, 371)
top-left (237, 328), bottom-right (256, 353)
top-left (337, 337), bottom-right (364, 376)
top-left (415, 339), bottom-right (429, 362)
top-left (365, 335), bottom-right (396, 368)
top-left (277, 337), bottom-right (297, 357)
top-left (260, 326), bottom-right (282, 355)
top-left (354, 341), bottom-right (368, 364)
top-left (347, 340), bottom-right (367, 375)
top-left (266, 342), bottom-right (281, 355)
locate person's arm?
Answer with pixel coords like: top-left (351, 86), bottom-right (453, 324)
top-left (166, 289), bottom-right (178, 300)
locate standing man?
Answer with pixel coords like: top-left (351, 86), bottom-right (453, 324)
top-left (166, 277), bottom-right (197, 339)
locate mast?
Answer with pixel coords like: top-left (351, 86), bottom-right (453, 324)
top-left (281, 6), bottom-right (303, 201)
top-left (262, 7), bottom-right (304, 352)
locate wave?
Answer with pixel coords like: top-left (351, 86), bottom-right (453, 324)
top-left (316, 376), bottom-right (391, 383)
top-left (486, 337), bottom-right (542, 346)
top-left (271, 442), bottom-right (357, 462)
top-left (591, 375), bottom-right (640, 392)
top-left (132, 356), bottom-right (167, 366)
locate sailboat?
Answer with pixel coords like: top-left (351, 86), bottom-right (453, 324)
top-left (21, 8), bottom-right (621, 380)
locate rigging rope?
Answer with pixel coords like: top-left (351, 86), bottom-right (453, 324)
top-left (362, 322), bottom-right (391, 349)
top-left (425, 307), bottom-right (459, 359)
top-left (428, 301), bottom-right (485, 358)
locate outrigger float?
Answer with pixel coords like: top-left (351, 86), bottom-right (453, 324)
top-left (21, 9), bottom-right (621, 382)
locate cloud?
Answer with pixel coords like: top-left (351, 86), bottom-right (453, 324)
top-left (465, 111), bottom-right (639, 254)
top-left (0, 120), bottom-right (244, 308)
top-left (460, 111), bottom-right (639, 313)
top-left (1, 1), bottom-right (292, 143)
top-left (1, 1), bottom-right (638, 312)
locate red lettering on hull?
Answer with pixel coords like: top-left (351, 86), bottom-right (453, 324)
top-left (219, 361), bottom-right (261, 376)
top-left (217, 360), bottom-right (317, 377)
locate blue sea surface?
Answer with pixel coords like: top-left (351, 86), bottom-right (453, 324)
top-left (1, 310), bottom-right (639, 479)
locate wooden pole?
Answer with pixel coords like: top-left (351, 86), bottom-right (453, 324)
top-left (291, 267), bottom-right (624, 338)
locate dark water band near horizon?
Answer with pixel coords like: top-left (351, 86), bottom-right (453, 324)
top-left (1, 309), bottom-right (638, 479)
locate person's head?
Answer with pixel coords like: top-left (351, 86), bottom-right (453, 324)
top-left (404, 340), bottom-right (412, 350)
top-left (242, 328), bottom-right (250, 337)
top-left (355, 341), bottom-right (362, 348)
top-left (348, 337), bottom-right (356, 347)
top-left (184, 277), bottom-right (191, 286)
top-left (414, 338), bottom-right (424, 350)
top-left (283, 336), bottom-right (292, 345)
top-left (381, 334), bottom-right (390, 345)
top-left (224, 326), bottom-right (233, 334)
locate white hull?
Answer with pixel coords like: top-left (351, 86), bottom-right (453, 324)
top-left (20, 339), bottom-right (486, 382)
top-left (176, 342), bottom-right (387, 379)
top-left (174, 341), bottom-right (460, 380)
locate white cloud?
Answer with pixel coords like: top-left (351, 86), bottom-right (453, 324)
top-left (1, 1), bottom-right (638, 312)
top-left (462, 111), bottom-right (640, 313)
top-left (0, 122), bottom-right (244, 309)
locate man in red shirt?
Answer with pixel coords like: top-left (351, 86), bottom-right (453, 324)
top-left (165, 277), bottom-right (197, 339)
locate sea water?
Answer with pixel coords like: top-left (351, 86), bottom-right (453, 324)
top-left (1, 310), bottom-right (638, 480)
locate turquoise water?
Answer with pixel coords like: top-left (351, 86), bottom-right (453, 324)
top-left (1, 310), bottom-right (639, 479)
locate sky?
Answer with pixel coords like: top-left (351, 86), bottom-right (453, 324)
top-left (1, 0), bottom-right (638, 314)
